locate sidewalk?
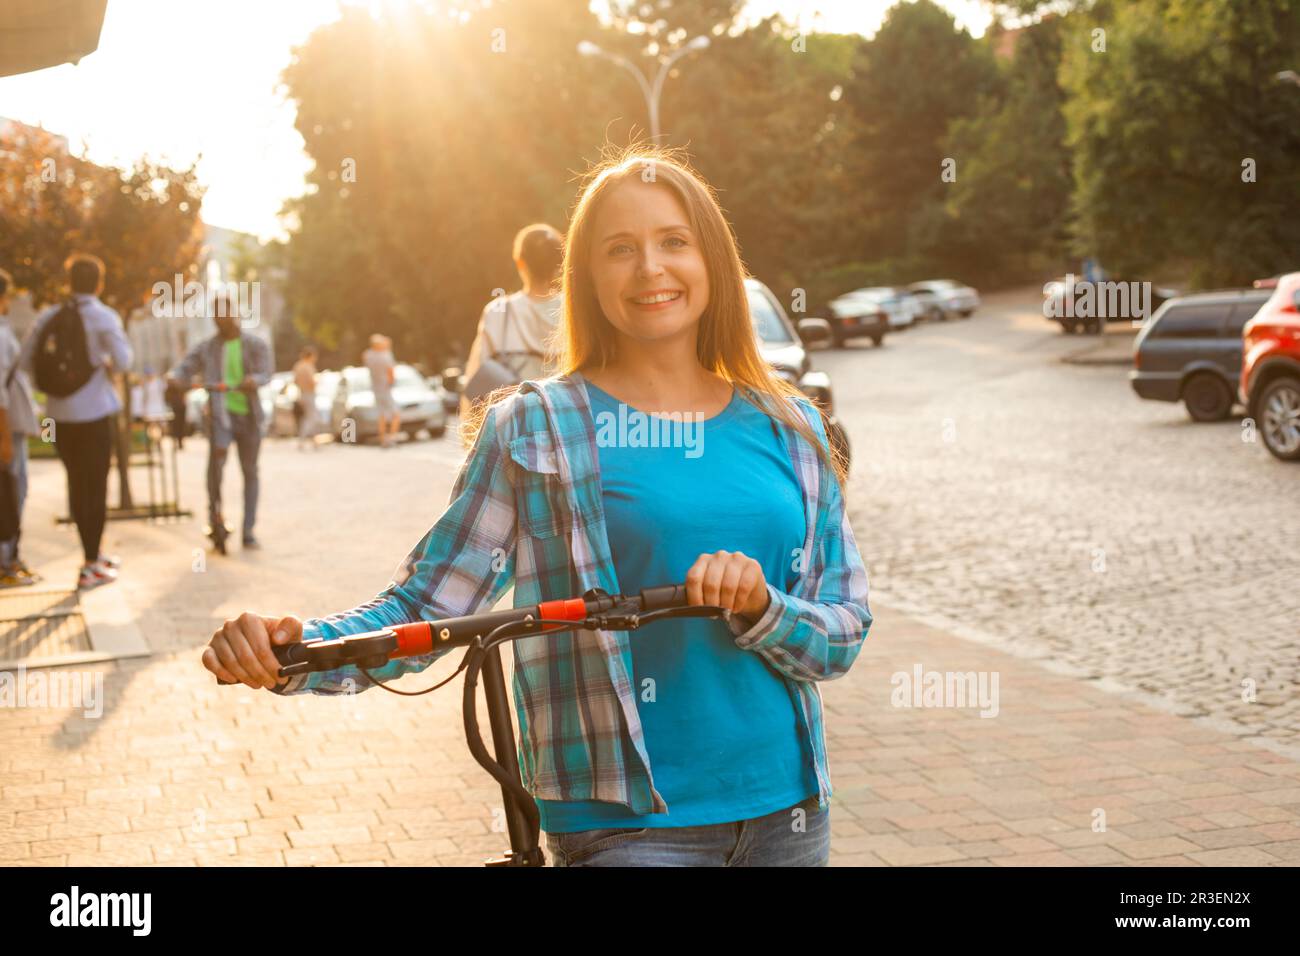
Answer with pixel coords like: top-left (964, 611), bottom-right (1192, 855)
top-left (2, 437), bottom-right (1298, 866)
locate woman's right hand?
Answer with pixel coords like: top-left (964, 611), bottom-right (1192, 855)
top-left (203, 613), bottom-right (304, 689)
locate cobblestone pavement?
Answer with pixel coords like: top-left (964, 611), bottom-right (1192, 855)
top-left (819, 289), bottom-right (1299, 752)
top-left (2, 294), bottom-right (1298, 866)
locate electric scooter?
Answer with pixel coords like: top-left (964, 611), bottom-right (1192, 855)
top-left (178, 380), bottom-right (256, 555)
top-left (217, 582), bottom-right (729, 866)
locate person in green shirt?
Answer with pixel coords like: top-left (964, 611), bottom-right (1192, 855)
top-left (167, 294), bottom-right (272, 550)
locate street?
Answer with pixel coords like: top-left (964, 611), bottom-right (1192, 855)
top-left (820, 289), bottom-right (1298, 748)
top-left (2, 287), bottom-right (1298, 867)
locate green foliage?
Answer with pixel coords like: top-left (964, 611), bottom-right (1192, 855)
top-left (1061, 0), bottom-right (1300, 287)
top-left (941, 15), bottom-right (1073, 282)
top-left (840, 0), bottom-right (1002, 266)
top-left (281, 0), bottom-right (635, 369)
top-left (278, 0), bottom-right (1300, 350)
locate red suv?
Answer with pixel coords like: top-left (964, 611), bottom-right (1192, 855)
top-left (1241, 271), bottom-right (1300, 461)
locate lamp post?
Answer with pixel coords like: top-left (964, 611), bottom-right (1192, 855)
top-left (577, 35), bottom-right (711, 142)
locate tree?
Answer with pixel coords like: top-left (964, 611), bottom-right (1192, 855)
top-left (1061, 0), bottom-right (1300, 286)
top-left (940, 15), bottom-right (1073, 281)
top-left (840, 0), bottom-right (1002, 268)
top-left (666, 18), bottom-right (866, 305)
top-left (0, 123), bottom-right (204, 508)
top-left (281, 0), bottom-right (629, 371)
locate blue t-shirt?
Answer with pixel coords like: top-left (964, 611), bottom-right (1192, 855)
top-left (538, 380), bottom-right (818, 833)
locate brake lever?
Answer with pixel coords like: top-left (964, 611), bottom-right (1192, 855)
top-left (588, 605), bottom-right (731, 631)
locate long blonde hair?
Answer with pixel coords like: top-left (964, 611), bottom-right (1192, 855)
top-left (463, 143), bottom-right (848, 489)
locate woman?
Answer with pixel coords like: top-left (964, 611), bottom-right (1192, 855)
top-left (292, 346), bottom-right (321, 451)
top-left (459, 223), bottom-right (564, 426)
top-left (202, 145), bottom-right (872, 867)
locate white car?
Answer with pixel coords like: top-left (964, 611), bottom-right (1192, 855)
top-left (332, 363), bottom-right (448, 443)
top-left (836, 287), bottom-right (919, 329)
top-left (909, 279), bottom-right (980, 319)
top-left (271, 370), bottom-right (341, 437)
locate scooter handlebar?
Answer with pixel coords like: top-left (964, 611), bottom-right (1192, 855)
top-left (214, 583), bottom-right (699, 686)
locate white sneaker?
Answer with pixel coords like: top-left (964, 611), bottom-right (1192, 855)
top-left (78, 563), bottom-right (118, 590)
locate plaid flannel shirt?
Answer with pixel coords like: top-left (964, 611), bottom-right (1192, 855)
top-left (275, 369), bottom-right (872, 815)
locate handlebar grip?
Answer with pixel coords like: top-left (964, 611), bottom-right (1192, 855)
top-left (215, 641), bottom-right (307, 686)
top-left (640, 583), bottom-right (689, 612)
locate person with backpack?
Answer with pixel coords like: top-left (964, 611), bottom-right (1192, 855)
top-left (19, 253), bottom-right (132, 590)
top-left (458, 223), bottom-right (564, 433)
top-left (165, 293), bottom-right (272, 550)
top-left (0, 267), bottom-right (42, 588)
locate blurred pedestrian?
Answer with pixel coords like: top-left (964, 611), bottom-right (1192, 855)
top-left (166, 293), bottom-right (272, 550)
top-left (19, 253), bottom-right (131, 590)
top-left (0, 267), bottom-right (41, 587)
top-left (460, 223), bottom-right (564, 428)
top-left (361, 333), bottom-right (399, 448)
top-left (293, 346), bottom-right (321, 451)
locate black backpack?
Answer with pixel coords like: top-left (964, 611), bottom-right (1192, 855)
top-left (33, 299), bottom-right (95, 398)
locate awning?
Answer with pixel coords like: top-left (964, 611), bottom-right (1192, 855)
top-left (0, 0), bottom-right (108, 78)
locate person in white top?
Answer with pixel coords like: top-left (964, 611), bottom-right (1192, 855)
top-left (459, 223), bottom-right (564, 426)
top-left (292, 346), bottom-right (321, 451)
top-left (19, 254), bottom-right (133, 591)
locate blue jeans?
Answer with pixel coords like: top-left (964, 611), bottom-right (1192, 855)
top-left (544, 795), bottom-right (830, 867)
top-left (0, 435), bottom-right (28, 565)
top-left (207, 411), bottom-right (260, 536)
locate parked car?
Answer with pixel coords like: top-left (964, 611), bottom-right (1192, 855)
top-left (837, 287), bottom-right (920, 331)
top-left (1045, 276), bottom-right (1179, 334)
top-left (1130, 289), bottom-right (1271, 421)
top-left (745, 278), bottom-right (850, 466)
top-left (331, 363), bottom-right (448, 443)
top-left (1241, 271), bottom-right (1300, 461)
top-left (823, 290), bottom-right (890, 348)
top-left (271, 370), bottom-right (341, 438)
top-left (432, 370), bottom-right (461, 415)
top-left (857, 286), bottom-right (930, 330)
top-left (260, 371), bottom-right (291, 425)
top-left (904, 285), bottom-right (947, 322)
top-left (909, 279), bottom-right (980, 319)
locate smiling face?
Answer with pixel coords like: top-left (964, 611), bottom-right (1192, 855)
top-left (587, 178), bottom-right (709, 350)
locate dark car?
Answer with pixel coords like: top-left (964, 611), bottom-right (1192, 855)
top-left (821, 290), bottom-right (891, 348)
top-left (1130, 289), bottom-right (1270, 421)
top-left (1046, 275), bottom-right (1180, 334)
top-left (746, 278), bottom-right (850, 466)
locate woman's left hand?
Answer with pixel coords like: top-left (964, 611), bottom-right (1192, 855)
top-left (685, 550), bottom-right (771, 620)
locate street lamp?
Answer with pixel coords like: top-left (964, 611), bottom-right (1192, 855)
top-left (577, 35), bottom-right (711, 142)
